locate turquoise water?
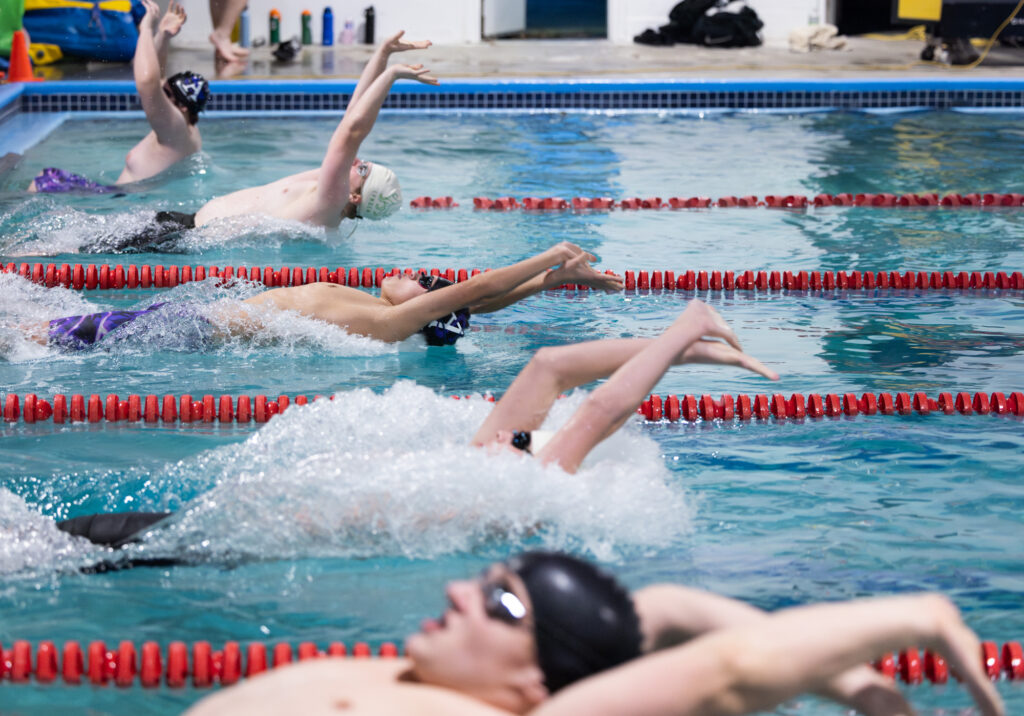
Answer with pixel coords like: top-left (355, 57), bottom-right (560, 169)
top-left (0, 110), bottom-right (1023, 714)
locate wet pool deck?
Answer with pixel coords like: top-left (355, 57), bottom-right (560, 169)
top-left (25, 36), bottom-right (1024, 84)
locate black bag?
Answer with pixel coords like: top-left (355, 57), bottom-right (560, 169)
top-left (692, 6), bottom-right (763, 47)
top-left (634, 0), bottom-right (763, 47)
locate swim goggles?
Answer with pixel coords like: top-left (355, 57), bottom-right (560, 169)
top-left (482, 579), bottom-right (528, 626)
top-left (418, 273), bottom-right (454, 291)
top-left (511, 431), bottom-right (532, 453)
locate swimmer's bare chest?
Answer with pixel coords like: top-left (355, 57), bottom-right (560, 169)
top-left (195, 169), bottom-right (339, 227)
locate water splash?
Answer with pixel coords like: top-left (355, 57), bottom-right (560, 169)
top-left (128, 382), bottom-right (692, 565)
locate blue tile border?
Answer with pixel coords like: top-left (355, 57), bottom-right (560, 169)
top-left (3, 78), bottom-right (1024, 113)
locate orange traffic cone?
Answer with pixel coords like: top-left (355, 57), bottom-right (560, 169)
top-left (7, 30), bottom-right (41, 83)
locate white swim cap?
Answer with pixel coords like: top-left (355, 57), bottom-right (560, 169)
top-left (530, 429), bottom-right (556, 455)
top-left (357, 163), bottom-right (402, 220)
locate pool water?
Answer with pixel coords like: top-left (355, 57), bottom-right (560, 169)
top-left (0, 110), bottom-right (1022, 714)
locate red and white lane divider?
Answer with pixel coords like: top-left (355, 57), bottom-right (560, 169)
top-left (3, 390), bottom-right (1022, 426)
top-left (638, 390), bottom-right (1024, 421)
top-left (0, 638), bottom-right (1019, 687)
top-left (408, 192), bottom-right (1024, 211)
top-left (3, 262), bottom-right (1022, 292)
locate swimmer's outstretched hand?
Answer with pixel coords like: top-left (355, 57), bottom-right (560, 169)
top-left (382, 30), bottom-right (432, 55)
top-left (138, 0), bottom-right (160, 28)
top-left (678, 339), bottom-right (779, 380)
top-left (675, 299), bottom-right (742, 352)
top-left (391, 63), bottom-right (440, 86)
top-left (547, 252), bottom-right (623, 293)
top-left (925, 596), bottom-right (1004, 716)
top-left (159, 0), bottom-right (187, 37)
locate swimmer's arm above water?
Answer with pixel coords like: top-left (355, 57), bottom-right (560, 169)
top-left (346, 31), bottom-right (432, 112)
top-left (468, 251), bottom-right (624, 315)
top-left (633, 586), bottom-right (914, 716)
top-left (471, 304), bottom-right (776, 457)
top-left (530, 302), bottom-right (776, 472)
top-left (134, 0), bottom-right (188, 143)
top-left (534, 594), bottom-right (1003, 716)
top-left (317, 41), bottom-right (438, 214)
top-left (152, 1), bottom-right (187, 76)
top-left (375, 243), bottom-right (585, 342)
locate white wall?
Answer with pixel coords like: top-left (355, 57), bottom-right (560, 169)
top-left (173, 0), bottom-right (827, 49)
top-left (174, 0), bottom-right (481, 48)
top-left (607, 0), bottom-right (828, 45)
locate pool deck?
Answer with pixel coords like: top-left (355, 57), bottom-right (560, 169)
top-left (24, 36), bottom-right (1024, 84)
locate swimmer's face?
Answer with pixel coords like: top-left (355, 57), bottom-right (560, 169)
top-left (489, 429), bottom-right (531, 455)
top-left (406, 563), bottom-right (545, 708)
top-left (380, 272), bottom-right (429, 305)
top-left (342, 159), bottom-right (373, 221)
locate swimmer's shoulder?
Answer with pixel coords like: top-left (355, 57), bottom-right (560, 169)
top-left (183, 659), bottom-right (510, 716)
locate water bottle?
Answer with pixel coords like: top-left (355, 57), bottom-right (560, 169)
top-left (322, 7), bottom-right (334, 46)
top-left (363, 6), bottom-right (374, 44)
top-left (239, 6), bottom-right (251, 48)
top-left (301, 10), bottom-right (313, 45)
top-left (340, 20), bottom-right (355, 44)
top-left (269, 8), bottom-right (281, 44)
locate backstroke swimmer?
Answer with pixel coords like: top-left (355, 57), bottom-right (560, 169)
top-left (180, 550), bottom-right (1003, 716)
top-left (28, 242), bottom-right (621, 350)
top-left (51, 297), bottom-right (777, 555)
top-left (16, 30), bottom-right (436, 256)
top-left (27, 0), bottom-right (209, 194)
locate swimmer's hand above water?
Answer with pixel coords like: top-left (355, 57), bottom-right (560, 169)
top-left (545, 250), bottom-right (624, 293)
top-left (390, 63), bottom-right (440, 86)
top-left (381, 30), bottom-right (432, 56)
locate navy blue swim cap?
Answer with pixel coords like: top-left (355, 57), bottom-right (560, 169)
top-left (419, 275), bottom-right (470, 346)
top-left (167, 71), bottom-right (211, 114)
top-left (507, 551), bottom-right (642, 693)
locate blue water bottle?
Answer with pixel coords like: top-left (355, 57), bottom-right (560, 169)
top-left (239, 6), bottom-right (251, 48)
top-left (322, 7), bottom-right (334, 46)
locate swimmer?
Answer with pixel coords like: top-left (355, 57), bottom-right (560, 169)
top-left (190, 31), bottom-right (434, 232)
top-left (182, 549), bottom-right (1003, 716)
top-left (473, 298), bottom-right (777, 472)
top-left (27, 0), bottom-right (208, 194)
top-left (24, 242), bottom-right (622, 350)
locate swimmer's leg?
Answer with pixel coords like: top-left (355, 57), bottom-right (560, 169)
top-left (57, 511), bottom-right (173, 548)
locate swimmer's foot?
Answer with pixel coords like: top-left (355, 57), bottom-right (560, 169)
top-left (209, 31), bottom-right (250, 62)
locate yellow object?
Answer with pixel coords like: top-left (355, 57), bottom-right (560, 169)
top-left (29, 42), bottom-right (62, 64)
top-left (24, 0), bottom-right (131, 11)
top-left (863, 24), bottom-right (927, 41)
top-left (896, 0), bottom-right (941, 22)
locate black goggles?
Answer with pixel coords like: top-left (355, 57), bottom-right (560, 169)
top-left (511, 430), bottom-right (532, 453)
top-left (481, 579), bottom-right (528, 626)
top-left (417, 273), bottom-right (454, 291)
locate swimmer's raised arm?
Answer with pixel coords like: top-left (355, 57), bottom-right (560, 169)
top-left (473, 301), bottom-right (776, 472)
top-left (370, 242), bottom-right (585, 342)
top-left (468, 251), bottom-right (623, 315)
top-left (153, 0), bottom-right (187, 76)
top-left (346, 31), bottom-right (432, 112)
top-left (317, 39), bottom-right (437, 217)
top-left (536, 594), bottom-right (1003, 716)
top-left (633, 586), bottom-right (913, 716)
top-left (134, 0), bottom-right (188, 142)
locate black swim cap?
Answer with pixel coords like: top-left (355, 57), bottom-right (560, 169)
top-left (419, 275), bottom-right (471, 346)
top-left (507, 551), bottom-right (642, 693)
top-left (167, 71), bottom-right (211, 114)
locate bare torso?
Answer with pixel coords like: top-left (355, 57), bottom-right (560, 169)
top-left (194, 169), bottom-right (342, 228)
top-left (116, 126), bottom-right (201, 185)
top-left (183, 659), bottom-right (512, 716)
top-left (228, 283), bottom-right (388, 339)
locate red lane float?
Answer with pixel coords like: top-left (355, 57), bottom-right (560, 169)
top-left (1, 392), bottom-right (500, 425)
top-left (0, 640), bottom-right (1016, 687)
top-left (3, 263), bottom-right (1022, 293)
top-left (0, 640), bottom-right (401, 687)
top-left (637, 391), bottom-right (1024, 422)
